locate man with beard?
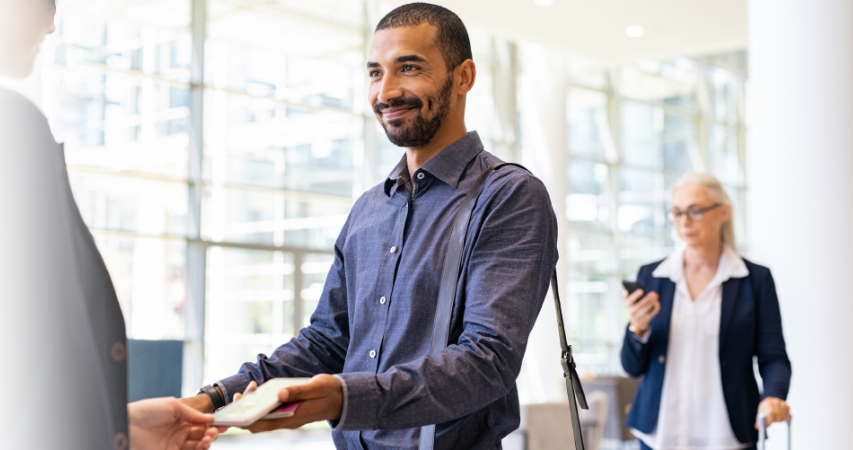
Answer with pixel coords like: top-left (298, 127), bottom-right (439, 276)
top-left (183, 3), bottom-right (558, 449)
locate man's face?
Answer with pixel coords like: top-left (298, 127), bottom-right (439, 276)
top-left (367, 23), bottom-right (455, 148)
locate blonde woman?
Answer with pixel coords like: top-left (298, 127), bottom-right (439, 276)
top-left (621, 172), bottom-right (791, 450)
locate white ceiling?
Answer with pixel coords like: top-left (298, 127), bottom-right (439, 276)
top-left (380, 0), bottom-right (747, 62)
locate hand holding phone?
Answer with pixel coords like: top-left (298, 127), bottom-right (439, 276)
top-left (622, 280), bottom-right (644, 298)
top-left (623, 280), bottom-right (660, 334)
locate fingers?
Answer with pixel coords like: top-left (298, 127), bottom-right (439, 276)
top-left (277, 376), bottom-right (330, 403)
top-left (756, 397), bottom-right (791, 428)
top-left (233, 381), bottom-right (258, 403)
top-left (175, 400), bottom-right (216, 425)
top-left (624, 289), bottom-right (644, 305)
top-left (627, 291), bottom-right (660, 326)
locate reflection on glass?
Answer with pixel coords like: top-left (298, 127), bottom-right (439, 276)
top-left (201, 187), bottom-right (349, 249)
top-left (41, 1), bottom-right (192, 178)
top-left (708, 124), bottom-right (740, 186)
top-left (616, 57), bottom-right (698, 109)
top-left (621, 100), bottom-right (659, 168)
top-left (619, 168), bottom-right (659, 234)
top-left (301, 253), bottom-right (335, 328)
top-left (205, 247), bottom-right (295, 380)
top-left (94, 235), bottom-right (187, 340)
top-left (568, 231), bottom-right (613, 274)
top-left (70, 172), bottom-right (188, 236)
top-left (567, 161), bottom-right (609, 224)
top-left (567, 89), bottom-right (610, 158)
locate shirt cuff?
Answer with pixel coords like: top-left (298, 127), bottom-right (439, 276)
top-left (630, 327), bottom-right (652, 344)
top-left (332, 372), bottom-right (381, 430)
top-left (330, 374), bottom-right (349, 431)
top-left (214, 373), bottom-right (252, 405)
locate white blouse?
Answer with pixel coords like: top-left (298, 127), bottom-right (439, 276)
top-left (632, 248), bottom-right (751, 450)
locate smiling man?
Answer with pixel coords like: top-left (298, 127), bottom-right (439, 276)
top-left (184, 3), bottom-right (558, 449)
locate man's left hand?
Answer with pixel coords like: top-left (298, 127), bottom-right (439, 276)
top-left (755, 396), bottom-right (791, 429)
top-left (238, 374), bottom-right (343, 433)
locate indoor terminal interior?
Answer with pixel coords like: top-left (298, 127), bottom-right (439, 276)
top-left (1, 0), bottom-right (850, 449)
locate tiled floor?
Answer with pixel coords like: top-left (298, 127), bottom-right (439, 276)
top-left (211, 428), bottom-right (526, 450)
top-left (211, 429), bottom-right (335, 450)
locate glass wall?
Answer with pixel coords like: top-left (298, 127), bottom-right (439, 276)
top-left (36, 0), bottom-right (747, 391)
top-left (565, 56), bottom-right (747, 375)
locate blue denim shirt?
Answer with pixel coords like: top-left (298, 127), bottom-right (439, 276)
top-left (216, 131), bottom-right (558, 449)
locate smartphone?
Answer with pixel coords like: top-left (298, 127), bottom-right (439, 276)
top-left (212, 378), bottom-right (309, 427)
top-left (622, 280), bottom-right (645, 299)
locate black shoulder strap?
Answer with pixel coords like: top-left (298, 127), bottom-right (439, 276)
top-left (419, 162), bottom-right (587, 450)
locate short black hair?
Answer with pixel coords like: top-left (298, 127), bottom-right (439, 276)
top-left (375, 3), bottom-right (473, 71)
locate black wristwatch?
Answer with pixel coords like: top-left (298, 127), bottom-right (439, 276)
top-left (199, 384), bottom-right (226, 411)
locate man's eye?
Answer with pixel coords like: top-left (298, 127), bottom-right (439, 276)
top-left (369, 70), bottom-right (381, 77)
top-left (402, 65), bottom-right (416, 72)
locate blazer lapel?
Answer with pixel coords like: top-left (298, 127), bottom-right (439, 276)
top-left (654, 279), bottom-right (676, 339)
top-left (718, 278), bottom-right (741, 353)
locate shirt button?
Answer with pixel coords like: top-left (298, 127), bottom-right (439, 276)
top-left (380, 296), bottom-right (387, 305)
top-left (417, 172), bottom-right (425, 180)
top-left (369, 350), bottom-right (377, 358)
top-left (658, 355), bottom-right (666, 364)
top-left (390, 246), bottom-right (397, 253)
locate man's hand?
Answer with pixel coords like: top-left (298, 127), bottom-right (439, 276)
top-left (128, 397), bottom-right (218, 450)
top-left (236, 374), bottom-right (343, 433)
top-left (755, 396), bottom-right (791, 429)
top-left (180, 392), bottom-right (216, 414)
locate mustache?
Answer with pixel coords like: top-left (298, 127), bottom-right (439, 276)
top-left (374, 96), bottom-right (424, 115)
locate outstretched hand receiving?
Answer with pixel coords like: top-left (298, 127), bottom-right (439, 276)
top-left (128, 397), bottom-right (219, 450)
top-left (232, 375), bottom-right (343, 434)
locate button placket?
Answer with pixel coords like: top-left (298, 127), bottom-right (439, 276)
top-left (366, 195), bottom-right (407, 374)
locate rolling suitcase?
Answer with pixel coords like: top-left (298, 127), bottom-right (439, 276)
top-left (757, 414), bottom-right (792, 450)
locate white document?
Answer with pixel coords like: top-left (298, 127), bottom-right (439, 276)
top-left (212, 378), bottom-right (309, 427)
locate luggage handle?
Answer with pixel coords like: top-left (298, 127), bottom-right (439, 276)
top-left (757, 414), bottom-right (792, 450)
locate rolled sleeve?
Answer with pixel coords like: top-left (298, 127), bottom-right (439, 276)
top-left (330, 374), bottom-right (352, 430)
top-left (214, 373), bottom-right (252, 405)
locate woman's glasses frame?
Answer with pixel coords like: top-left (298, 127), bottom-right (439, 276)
top-left (667, 203), bottom-right (722, 223)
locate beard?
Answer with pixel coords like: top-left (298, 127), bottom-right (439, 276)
top-left (374, 74), bottom-right (454, 148)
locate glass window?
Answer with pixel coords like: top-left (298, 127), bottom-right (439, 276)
top-left (205, 247), bottom-right (295, 380)
top-left (301, 253), bottom-right (335, 328)
top-left (567, 161), bottom-right (610, 225)
top-left (94, 234), bottom-right (187, 340)
top-left (567, 88), bottom-right (610, 158)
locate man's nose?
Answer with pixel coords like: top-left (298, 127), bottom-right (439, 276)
top-left (376, 74), bottom-right (403, 105)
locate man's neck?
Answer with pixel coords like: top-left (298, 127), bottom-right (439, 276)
top-left (405, 124), bottom-right (467, 176)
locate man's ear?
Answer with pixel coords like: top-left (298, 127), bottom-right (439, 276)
top-left (453, 59), bottom-right (476, 95)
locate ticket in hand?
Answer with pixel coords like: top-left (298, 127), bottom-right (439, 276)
top-left (262, 401), bottom-right (303, 420)
top-left (212, 378), bottom-right (309, 427)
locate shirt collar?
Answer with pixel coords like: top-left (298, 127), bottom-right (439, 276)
top-left (383, 131), bottom-right (484, 197)
top-left (652, 246), bottom-right (749, 285)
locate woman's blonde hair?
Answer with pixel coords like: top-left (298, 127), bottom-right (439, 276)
top-left (672, 172), bottom-right (737, 251)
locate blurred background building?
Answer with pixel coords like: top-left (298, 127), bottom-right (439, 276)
top-left (10, 0), bottom-right (848, 449)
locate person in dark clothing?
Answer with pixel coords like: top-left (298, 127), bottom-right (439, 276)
top-left (0, 1), bottom-right (218, 449)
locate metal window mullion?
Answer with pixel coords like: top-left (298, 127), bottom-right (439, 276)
top-left (183, 0), bottom-right (207, 396)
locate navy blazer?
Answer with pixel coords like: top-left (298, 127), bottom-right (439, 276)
top-left (621, 257), bottom-right (791, 445)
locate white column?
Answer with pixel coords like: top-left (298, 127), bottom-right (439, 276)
top-left (747, 0), bottom-right (853, 447)
top-left (520, 43), bottom-right (570, 404)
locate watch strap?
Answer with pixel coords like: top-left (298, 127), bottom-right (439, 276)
top-left (199, 384), bottom-right (226, 411)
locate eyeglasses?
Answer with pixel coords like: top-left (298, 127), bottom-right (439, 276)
top-left (667, 203), bottom-right (721, 223)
